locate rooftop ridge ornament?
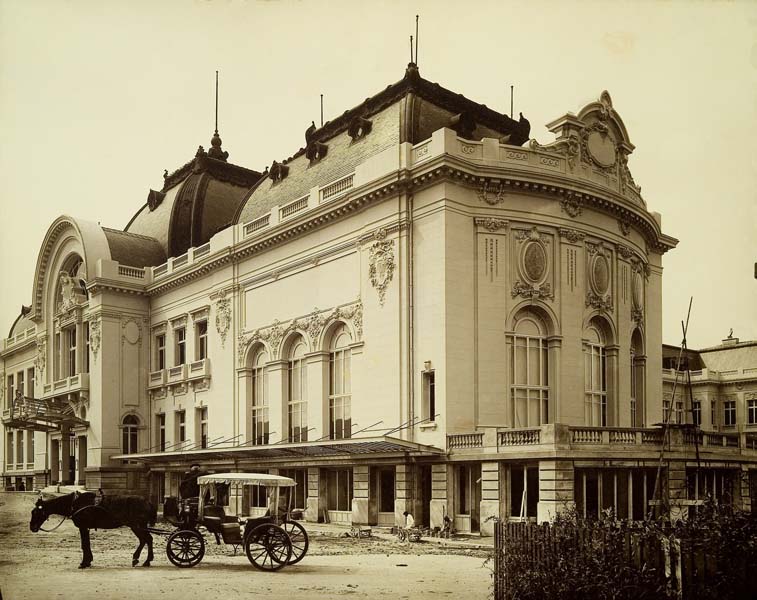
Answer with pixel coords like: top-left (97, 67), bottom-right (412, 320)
top-left (208, 70), bottom-right (229, 162)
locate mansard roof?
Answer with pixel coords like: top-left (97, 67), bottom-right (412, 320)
top-left (8, 305), bottom-right (32, 338)
top-left (235, 64), bottom-right (532, 226)
top-left (102, 228), bottom-right (166, 268)
top-left (125, 134), bottom-right (263, 259)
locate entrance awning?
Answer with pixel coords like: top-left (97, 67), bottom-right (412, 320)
top-left (112, 435), bottom-right (444, 464)
top-left (1, 394), bottom-right (88, 432)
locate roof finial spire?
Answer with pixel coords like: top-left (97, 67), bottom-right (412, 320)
top-left (415, 15), bottom-right (419, 67)
top-left (208, 70), bottom-right (229, 162)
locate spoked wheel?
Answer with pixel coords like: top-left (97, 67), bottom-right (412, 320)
top-left (245, 524), bottom-right (292, 571)
top-left (166, 529), bottom-right (205, 568)
top-left (281, 520), bottom-right (309, 565)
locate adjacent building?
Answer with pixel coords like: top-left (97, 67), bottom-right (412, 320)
top-left (3, 63), bottom-right (755, 534)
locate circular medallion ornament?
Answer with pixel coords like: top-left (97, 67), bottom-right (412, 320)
top-left (632, 271), bottom-right (643, 309)
top-left (124, 321), bottom-right (140, 345)
top-left (591, 255), bottom-right (610, 295)
top-left (523, 241), bottom-right (547, 283)
top-left (586, 131), bottom-right (616, 167)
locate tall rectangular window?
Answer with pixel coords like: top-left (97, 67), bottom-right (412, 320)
top-left (584, 342), bottom-right (606, 426)
top-left (175, 328), bottom-right (186, 366)
top-left (422, 370), bottom-right (436, 422)
top-left (675, 401), bottom-right (684, 425)
top-left (327, 469), bottom-right (353, 511)
top-left (157, 414), bottom-right (166, 452)
top-left (693, 400), bottom-right (702, 427)
top-left (329, 326), bottom-right (352, 440)
top-left (288, 340), bottom-right (308, 443)
top-left (196, 321), bottom-right (208, 361)
top-left (16, 371), bottom-right (24, 398)
top-left (723, 400), bottom-right (736, 427)
top-left (67, 327), bottom-right (77, 377)
top-left (54, 332), bottom-right (61, 380)
top-left (198, 407), bottom-right (208, 449)
top-left (84, 322), bottom-right (90, 373)
top-left (6, 431), bottom-right (13, 467)
top-left (176, 410), bottom-right (186, 443)
top-left (16, 431), bottom-right (23, 468)
top-left (748, 399), bottom-right (757, 426)
top-left (251, 350), bottom-right (270, 446)
top-left (155, 334), bottom-right (166, 370)
top-left (27, 431), bottom-right (34, 463)
top-left (27, 368), bottom-right (35, 400)
top-left (5, 375), bottom-right (13, 410)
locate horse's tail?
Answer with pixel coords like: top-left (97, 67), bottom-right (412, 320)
top-left (148, 501), bottom-right (158, 526)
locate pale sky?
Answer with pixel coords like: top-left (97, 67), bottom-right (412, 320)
top-left (0, 0), bottom-right (755, 350)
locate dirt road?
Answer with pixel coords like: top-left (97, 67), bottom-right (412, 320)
top-left (0, 492), bottom-right (492, 600)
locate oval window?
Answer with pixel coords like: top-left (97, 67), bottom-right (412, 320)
top-left (523, 241), bottom-right (547, 283)
top-left (592, 255), bottom-right (610, 295)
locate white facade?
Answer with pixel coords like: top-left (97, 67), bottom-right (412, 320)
top-left (3, 66), bottom-right (755, 533)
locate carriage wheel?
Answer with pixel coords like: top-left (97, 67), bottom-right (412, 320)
top-left (281, 520), bottom-right (309, 565)
top-left (245, 524), bottom-right (292, 571)
top-left (166, 529), bottom-right (205, 568)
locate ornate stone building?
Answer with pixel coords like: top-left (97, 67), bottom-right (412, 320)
top-left (2, 64), bottom-right (755, 533)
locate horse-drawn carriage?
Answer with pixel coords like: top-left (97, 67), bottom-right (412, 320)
top-left (29, 473), bottom-right (308, 571)
top-left (161, 472), bottom-right (309, 570)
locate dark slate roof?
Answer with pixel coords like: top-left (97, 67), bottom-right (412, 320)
top-left (103, 228), bottom-right (167, 267)
top-left (8, 305), bottom-right (33, 338)
top-left (290, 63), bottom-right (530, 158)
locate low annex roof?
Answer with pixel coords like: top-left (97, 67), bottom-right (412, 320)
top-left (112, 435), bottom-right (444, 464)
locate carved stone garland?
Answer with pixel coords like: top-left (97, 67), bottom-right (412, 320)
top-left (559, 192), bottom-right (583, 218)
top-left (368, 230), bottom-right (395, 306)
top-left (477, 180), bottom-right (506, 205)
top-left (89, 319), bottom-right (101, 362)
top-left (214, 290), bottom-right (232, 348)
top-left (34, 339), bottom-right (46, 376)
top-left (475, 217), bottom-right (509, 232)
top-left (237, 301), bottom-right (363, 366)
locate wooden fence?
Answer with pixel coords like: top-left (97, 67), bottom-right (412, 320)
top-left (493, 520), bottom-right (756, 600)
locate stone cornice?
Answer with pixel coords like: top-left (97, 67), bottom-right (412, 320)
top-left (407, 154), bottom-right (676, 254)
top-left (142, 151), bottom-right (675, 298)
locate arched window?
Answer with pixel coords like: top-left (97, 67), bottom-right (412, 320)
top-left (509, 311), bottom-right (550, 427)
top-left (251, 349), bottom-right (270, 445)
top-left (288, 337), bottom-right (308, 443)
top-left (122, 415), bottom-right (139, 454)
top-left (630, 330), bottom-right (644, 428)
top-left (584, 325), bottom-right (607, 426)
top-left (329, 325), bottom-right (352, 440)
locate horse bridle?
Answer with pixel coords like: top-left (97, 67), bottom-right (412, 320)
top-left (35, 492), bottom-right (73, 532)
top-left (39, 514), bottom-right (68, 532)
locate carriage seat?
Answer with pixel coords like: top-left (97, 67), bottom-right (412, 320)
top-left (203, 505), bottom-right (239, 535)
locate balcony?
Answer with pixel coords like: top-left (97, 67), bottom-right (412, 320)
top-left (447, 423), bottom-right (757, 459)
top-left (167, 364), bottom-right (187, 385)
top-left (2, 325), bottom-right (36, 352)
top-left (148, 369), bottom-right (166, 389)
top-left (187, 358), bottom-right (210, 381)
top-left (41, 373), bottom-right (90, 399)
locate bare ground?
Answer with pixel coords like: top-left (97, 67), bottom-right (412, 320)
top-left (0, 493), bottom-right (492, 600)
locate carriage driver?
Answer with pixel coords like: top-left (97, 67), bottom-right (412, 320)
top-left (179, 463), bottom-right (208, 500)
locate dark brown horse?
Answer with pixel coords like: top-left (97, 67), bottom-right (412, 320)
top-left (30, 491), bottom-right (157, 569)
